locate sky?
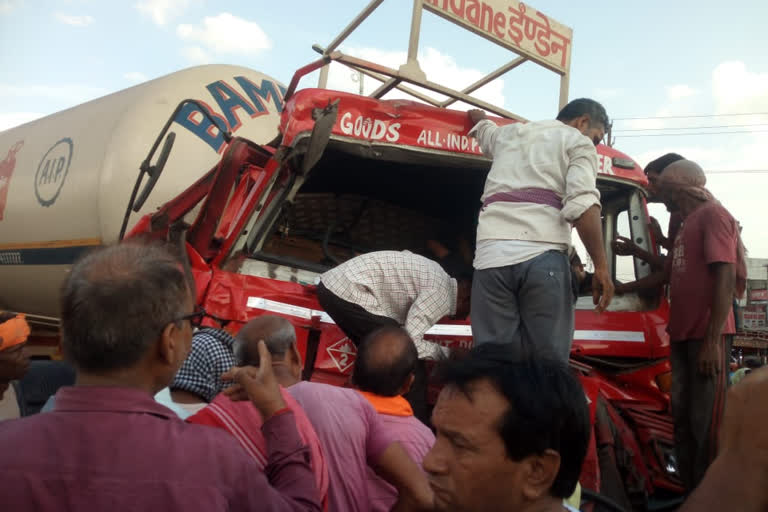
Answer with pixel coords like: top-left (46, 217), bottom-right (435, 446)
top-left (1, 0), bottom-right (767, 257)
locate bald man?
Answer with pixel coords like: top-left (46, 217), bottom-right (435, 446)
top-left (655, 159), bottom-right (746, 491)
top-left (197, 316), bottom-right (434, 511)
top-left (353, 327), bottom-right (436, 512)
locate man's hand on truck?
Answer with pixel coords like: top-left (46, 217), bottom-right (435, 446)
top-left (467, 109), bottom-right (487, 126)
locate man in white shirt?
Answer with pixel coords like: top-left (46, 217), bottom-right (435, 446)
top-left (467, 98), bottom-right (613, 361)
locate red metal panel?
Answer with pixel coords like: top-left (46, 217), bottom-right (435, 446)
top-left (280, 88), bottom-right (648, 185)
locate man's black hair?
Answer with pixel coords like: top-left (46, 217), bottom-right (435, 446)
top-left (61, 242), bottom-right (189, 372)
top-left (438, 343), bottom-right (590, 499)
top-left (354, 326), bottom-right (418, 397)
top-left (644, 153), bottom-right (685, 176)
top-left (556, 98), bottom-right (609, 130)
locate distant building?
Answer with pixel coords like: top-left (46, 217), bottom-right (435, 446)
top-left (743, 258), bottom-right (768, 330)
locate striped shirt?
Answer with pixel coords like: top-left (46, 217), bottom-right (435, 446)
top-left (187, 387), bottom-right (329, 507)
top-left (320, 251), bottom-right (457, 359)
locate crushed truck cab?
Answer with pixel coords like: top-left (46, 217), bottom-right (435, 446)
top-left (1, 0), bottom-right (684, 507)
top-left (125, 83), bottom-right (681, 508)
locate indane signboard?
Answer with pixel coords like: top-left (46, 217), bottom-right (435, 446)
top-left (423, 0), bottom-right (573, 73)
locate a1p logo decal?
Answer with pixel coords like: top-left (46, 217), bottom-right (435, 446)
top-left (0, 140), bottom-right (23, 221)
top-left (35, 138), bottom-right (73, 207)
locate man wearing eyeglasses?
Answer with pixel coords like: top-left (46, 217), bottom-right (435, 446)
top-left (466, 99), bottom-right (613, 361)
top-left (0, 243), bottom-right (322, 512)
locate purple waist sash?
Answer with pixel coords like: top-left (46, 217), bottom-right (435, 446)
top-left (482, 188), bottom-right (563, 211)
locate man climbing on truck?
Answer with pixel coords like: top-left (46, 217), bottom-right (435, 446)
top-left (466, 98), bottom-right (614, 361)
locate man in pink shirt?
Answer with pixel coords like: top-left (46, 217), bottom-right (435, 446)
top-left (0, 243), bottom-right (321, 511)
top-left (187, 316), bottom-right (329, 508)
top-left (214, 315), bottom-right (435, 511)
top-left (655, 160), bottom-right (747, 492)
top-left (353, 326), bottom-right (436, 512)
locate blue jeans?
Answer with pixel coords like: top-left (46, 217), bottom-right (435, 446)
top-left (470, 250), bottom-right (573, 361)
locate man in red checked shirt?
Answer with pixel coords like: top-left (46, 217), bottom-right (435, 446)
top-left (655, 160), bottom-right (747, 492)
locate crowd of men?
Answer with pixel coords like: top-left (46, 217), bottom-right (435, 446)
top-left (0, 97), bottom-right (763, 511)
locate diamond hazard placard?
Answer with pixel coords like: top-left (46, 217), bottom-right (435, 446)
top-left (326, 337), bottom-right (357, 373)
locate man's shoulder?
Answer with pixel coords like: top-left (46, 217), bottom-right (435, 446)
top-left (290, 381), bottom-right (358, 401)
top-left (0, 412), bottom-right (48, 439)
top-left (690, 201), bottom-right (736, 227)
top-left (378, 415), bottom-right (435, 458)
top-left (290, 382), bottom-right (372, 415)
top-left (192, 327), bottom-right (236, 347)
top-left (0, 409), bottom-right (249, 464)
top-left (701, 201), bottom-right (734, 219)
top-left (381, 414), bottom-right (435, 439)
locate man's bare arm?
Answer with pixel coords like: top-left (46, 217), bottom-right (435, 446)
top-left (698, 262), bottom-right (735, 376)
top-left (373, 442), bottom-right (434, 511)
top-left (612, 236), bottom-right (668, 270)
top-left (614, 269), bottom-right (668, 296)
top-left (573, 205), bottom-right (614, 312)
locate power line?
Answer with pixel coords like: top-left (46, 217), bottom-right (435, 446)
top-left (705, 170), bottom-right (768, 175)
top-left (616, 129), bottom-right (768, 137)
top-left (614, 123), bottom-right (768, 132)
top-left (614, 112), bottom-right (768, 121)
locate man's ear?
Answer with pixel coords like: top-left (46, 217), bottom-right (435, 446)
top-left (399, 373), bottom-right (416, 395)
top-left (158, 322), bottom-right (184, 367)
top-left (565, 115), bottom-right (590, 134)
top-left (520, 449), bottom-right (561, 501)
top-left (291, 342), bottom-right (303, 368)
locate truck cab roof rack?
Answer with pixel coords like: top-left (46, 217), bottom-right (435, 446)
top-left (284, 0), bottom-right (574, 121)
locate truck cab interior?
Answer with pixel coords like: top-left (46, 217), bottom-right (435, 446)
top-left (242, 138), bottom-right (659, 312)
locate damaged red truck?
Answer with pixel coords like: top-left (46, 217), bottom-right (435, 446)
top-left (126, 76), bottom-right (680, 510)
top-left (0, 1), bottom-right (684, 510)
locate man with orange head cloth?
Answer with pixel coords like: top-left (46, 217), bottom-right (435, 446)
top-left (0, 312), bottom-right (30, 402)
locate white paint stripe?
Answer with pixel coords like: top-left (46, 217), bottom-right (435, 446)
top-left (573, 330), bottom-right (645, 343)
top-left (246, 297), bottom-right (334, 323)
top-left (424, 324), bottom-right (473, 336)
top-left (246, 296), bottom-right (645, 342)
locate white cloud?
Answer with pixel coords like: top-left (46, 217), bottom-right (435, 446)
top-left (318, 46), bottom-right (505, 110)
top-left (54, 12), bottom-right (94, 26)
top-left (594, 88), bottom-right (624, 99)
top-left (713, 61), bottom-right (768, 114)
top-left (0, 112), bottom-right (44, 132)
top-left (177, 13), bottom-right (271, 56)
top-left (0, 0), bottom-right (20, 15)
top-left (665, 84), bottom-right (698, 101)
top-left (627, 135), bottom-right (768, 259)
top-left (0, 83), bottom-right (108, 103)
top-left (135, 0), bottom-right (189, 26)
top-left (613, 60), bottom-right (768, 257)
top-left (180, 45), bottom-right (211, 64)
top-left (124, 71), bottom-right (148, 83)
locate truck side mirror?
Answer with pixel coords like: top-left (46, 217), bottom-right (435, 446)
top-left (301, 99), bottom-right (339, 175)
top-left (133, 132), bottom-right (176, 212)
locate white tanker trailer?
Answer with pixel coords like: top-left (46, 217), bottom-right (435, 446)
top-left (0, 64), bottom-right (286, 324)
